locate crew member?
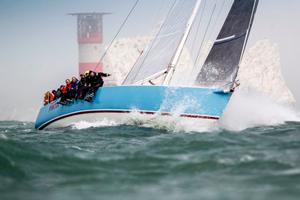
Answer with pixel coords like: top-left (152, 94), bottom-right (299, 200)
top-left (52, 90), bottom-right (57, 100)
top-left (70, 76), bottom-right (79, 99)
top-left (59, 85), bottom-right (68, 105)
top-left (77, 73), bottom-right (89, 100)
top-left (44, 92), bottom-right (50, 105)
top-left (56, 88), bottom-right (62, 99)
top-left (43, 91), bottom-right (55, 105)
top-left (85, 71), bottom-right (111, 101)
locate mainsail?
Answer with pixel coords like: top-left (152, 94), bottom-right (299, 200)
top-left (123, 0), bottom-right (198, 85)
top-left (195, 0), bottom-right (259, 88)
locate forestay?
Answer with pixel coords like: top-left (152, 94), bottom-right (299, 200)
top-left (195, 0), bottom-right (259, 89)
top-left (123, 0), bottom-right (198, 85)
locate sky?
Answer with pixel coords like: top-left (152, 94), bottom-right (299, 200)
top-left (0, 0), bottom-right (300, 121)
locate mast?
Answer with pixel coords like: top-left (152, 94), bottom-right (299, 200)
top-left (163, 0), bottom-right (202, 85)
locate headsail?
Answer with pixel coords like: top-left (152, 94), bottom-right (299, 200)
top-left (195, 0), bottom-right (259, 89)
top-left (123, 0), bottom-right (198, 85)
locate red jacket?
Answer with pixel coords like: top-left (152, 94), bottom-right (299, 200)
top-left (66, 82), bottom-right (72, 90)
top-left (61, 85), bottom-right (68, 94)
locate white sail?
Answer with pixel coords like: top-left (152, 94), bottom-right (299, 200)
top-left (163, 0), bottom-right (202, 85)
top-left (123, 0), bottom-right (198, 85)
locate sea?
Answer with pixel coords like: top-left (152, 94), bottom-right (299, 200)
top-left (1, 119), bottom-right (300, 200)
top-left (1, 85), bottom-right (300, 200)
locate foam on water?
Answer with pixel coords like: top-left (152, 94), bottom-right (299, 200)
top-left (71, 111), bottom-right (215, 133)
top-left (71, 119), bottom-right (120, 130)
top-left (127, 111), bottom-right (215, 133)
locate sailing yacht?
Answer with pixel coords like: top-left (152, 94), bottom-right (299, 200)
top-left (35, 0), bottom-right (259, 130)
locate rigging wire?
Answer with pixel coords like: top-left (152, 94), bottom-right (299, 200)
top-left (148, 0), bottom-right (173, 36)
top-left (93, 0), bottom-right (140, 72)
top-left (122, 0), bottom-right (175, 84)
top-left (193, 0), bottom-right (227, 69)
top-left (124, 0), bottom-right (179, 84)
top-left (193, 3), bottom-right (217, 69)
top-left (163, 0), bottom-right (204, 85)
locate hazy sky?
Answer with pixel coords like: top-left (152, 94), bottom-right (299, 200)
top-left (0, 0), bottom-right (300, 121)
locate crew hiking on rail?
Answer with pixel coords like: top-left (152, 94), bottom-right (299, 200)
top-left (43, 70), bottom-right (111, 106)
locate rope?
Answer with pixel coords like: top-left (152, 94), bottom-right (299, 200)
top-left (93, 0), bottom-right (140, 72)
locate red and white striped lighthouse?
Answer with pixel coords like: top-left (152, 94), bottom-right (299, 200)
top-left (70, 12), bottom-right (109, 75)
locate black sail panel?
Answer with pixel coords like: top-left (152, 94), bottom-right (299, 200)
top-left (195, 0), bottom-right (259, 88)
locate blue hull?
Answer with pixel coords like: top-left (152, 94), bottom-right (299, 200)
top-left (35, 86), bottom-right (232, 130)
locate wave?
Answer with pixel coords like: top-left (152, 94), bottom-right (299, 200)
top-left (219, 89), bottom-right (300, 131)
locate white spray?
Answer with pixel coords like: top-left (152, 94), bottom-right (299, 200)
top-left (99, 38), bottom-right (299, 131)
top-left (219, 40), bottom-right (299, 131)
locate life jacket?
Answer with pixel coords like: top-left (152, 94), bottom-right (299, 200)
top-left (61, 85), bottom-right (68, 94)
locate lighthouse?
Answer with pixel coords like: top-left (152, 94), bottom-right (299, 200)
top-left (70, 12), bottom-right (109, 75)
